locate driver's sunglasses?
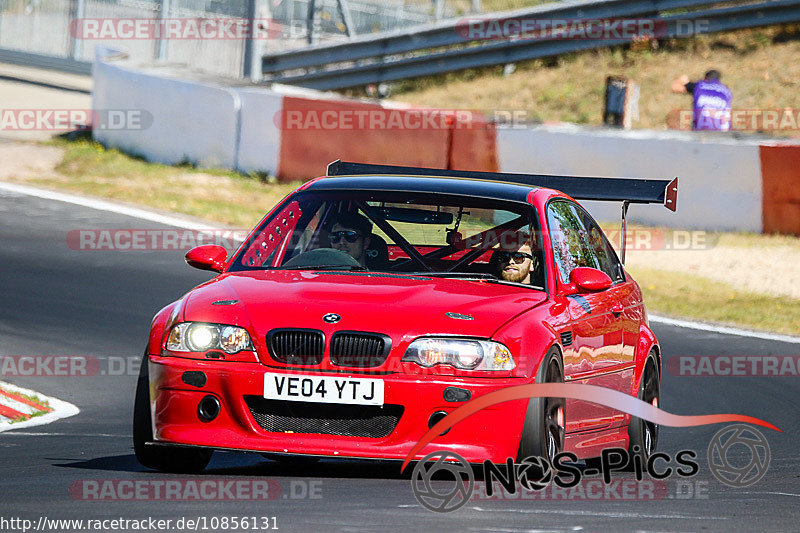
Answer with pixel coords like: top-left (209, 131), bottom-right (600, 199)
top-left (329, 230), bottom-right (362, 244)
top-left (499, 251), bottom-right (533, 264)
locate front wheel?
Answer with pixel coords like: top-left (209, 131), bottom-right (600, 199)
top-left (133, 353), bottom-right (212, 473)
top-left (628, 354), bottom-right (660, 465)
top-left (517, 347), bottom-right (565, 464)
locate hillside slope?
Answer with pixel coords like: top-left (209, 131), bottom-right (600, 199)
top-left (385, 25), bottom-right (800, 136)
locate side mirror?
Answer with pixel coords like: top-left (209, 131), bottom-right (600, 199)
top-left (185, 245), bottom-right (227, 272)
top-left (562, 267), bottom-right (612, 295)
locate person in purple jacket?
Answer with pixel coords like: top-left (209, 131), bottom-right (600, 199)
top-left (671, 69), bottom-right (733, 131)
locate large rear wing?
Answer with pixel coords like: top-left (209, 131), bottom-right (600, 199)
top-left (326, 160), bottom-right (678, 212)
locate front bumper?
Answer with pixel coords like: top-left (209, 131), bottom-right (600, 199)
top-left (148, 355), bottom-right (530, 463)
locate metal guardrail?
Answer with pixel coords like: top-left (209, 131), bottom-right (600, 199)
top-left (262, 0), bottom-right (800, 90)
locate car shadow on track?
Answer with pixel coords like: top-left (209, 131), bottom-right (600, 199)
top-left (52, 451), bottom-right (586, 483)
top-left (51, 454), bottom-right (144, 473)
top-left (52, 451), bottom-right (416, 479)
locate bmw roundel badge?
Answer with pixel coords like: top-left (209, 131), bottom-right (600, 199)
top-left (323, 313), bottom-right (341, 324)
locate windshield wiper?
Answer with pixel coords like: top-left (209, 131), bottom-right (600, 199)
top-left (484, 278), bottom-right (546, 290)
top-left (281, 264), bottom-right (368, 271)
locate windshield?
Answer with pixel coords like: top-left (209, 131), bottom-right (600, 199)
top-left (230, 190), bottom-right (543, 288)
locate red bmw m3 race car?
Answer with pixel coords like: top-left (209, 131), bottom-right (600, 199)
top-left (134, 161), bottom-right (678, 473)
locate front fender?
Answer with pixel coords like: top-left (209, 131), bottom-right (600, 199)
top-left (493, 308), bottom-right (559, 380)
top-left (147, 302), bottom-right (180, 356)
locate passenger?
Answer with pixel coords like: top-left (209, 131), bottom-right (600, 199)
top-left (326, 212), bottom-right (372, 268)
top-left (492, 238), bottom-right (536, 284)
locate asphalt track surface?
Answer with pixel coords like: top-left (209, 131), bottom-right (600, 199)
top-left (1, 189), bottom-right (799, 532)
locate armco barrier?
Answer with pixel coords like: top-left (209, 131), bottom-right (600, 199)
top-left (497, 125), bottom-right (765, 231)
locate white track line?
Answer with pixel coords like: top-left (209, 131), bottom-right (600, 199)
top-left (0, 381), bottom-right (79, 433)
top-left (0, 181), bottom-right (215, 230)
top-left (1, 432), bottom-right (122, 437)
top-left (650, 315), bottom-right (800, 344)
top-left (3, 181), bottom-right (799, 345)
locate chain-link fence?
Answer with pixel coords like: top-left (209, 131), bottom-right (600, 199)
top-left (0, 0), bottom-right (559, 78)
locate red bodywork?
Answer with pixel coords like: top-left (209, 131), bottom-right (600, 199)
top-left (145, 182), bottom-right (660, 463)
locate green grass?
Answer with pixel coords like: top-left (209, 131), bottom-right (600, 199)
top-left (10, 410), bottom-right (47, 423)
top-left (11, 391), bottom-right (49, 409)
top-left (1, 387), bottom-right (50, 423)
top-left (29, 135), bottom-right (303, 228)
top-left (630, 267), bottom-right (800, 335)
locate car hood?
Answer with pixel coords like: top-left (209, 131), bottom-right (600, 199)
top-left (182, 270), bottom-right (547, 340)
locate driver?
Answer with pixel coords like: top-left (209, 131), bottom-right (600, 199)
top-left (492, 233), bottom-right (536, 284)
top-left (326, 212), bottom-right (372, 267)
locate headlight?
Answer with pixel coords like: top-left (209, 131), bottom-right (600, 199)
top-left (402, 338), bottom-right (515, 371)
top-left (166, 322), bottom-right (254, 354)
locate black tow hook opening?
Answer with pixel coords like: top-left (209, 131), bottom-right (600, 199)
top-left (197, 395), bottom-right (221, 422)
top-left (428, 411), bottom-right (450, 436)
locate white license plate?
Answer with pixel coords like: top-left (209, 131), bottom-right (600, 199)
top-left (263, 372), bottom-right (384, 406)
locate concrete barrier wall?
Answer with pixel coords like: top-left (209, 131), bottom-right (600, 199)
top-left (93, 55), bottom-right (239, 169)
top-left (759, 143), bottom-right (800, 235)
top-left (92, 52), bottom-right (800, 234)
top-left (276, 96), bottom-right (451, 181)
top-left (497, 125), bottom-right (764, 231)
top-left (233, 87), bottom-right (283, 175)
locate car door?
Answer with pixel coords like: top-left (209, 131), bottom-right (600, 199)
top-left (546, 200), bottom-right (636, 433)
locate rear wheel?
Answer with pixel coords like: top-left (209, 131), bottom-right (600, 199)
top-left (133, 353), bottom-right (212, 473)
top-left (517, 348), bottom-right (565, 464)
top-left (628, 354), bottom-right (660, 465)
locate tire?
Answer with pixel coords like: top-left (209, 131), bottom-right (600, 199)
top-left (133, 353), bottom-right (212, 473)
top-left (627, 353), bottom-right (660, 466)
top-left (517, 347), bottom-right (565, 464)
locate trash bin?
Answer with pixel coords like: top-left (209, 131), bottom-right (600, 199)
top-left (603, 76), bottom-right (639, 129)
